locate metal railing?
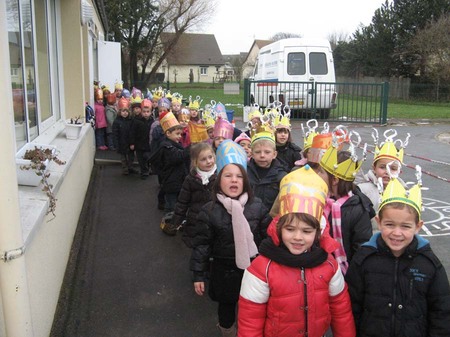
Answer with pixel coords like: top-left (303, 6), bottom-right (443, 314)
top-left (244, 79), bottom-right (389, 124)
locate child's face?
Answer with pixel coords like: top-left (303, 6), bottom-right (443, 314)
top-left (214, 136), bottom-right (225, 149)
top-left (166, 129), bottom-right (183, 143)
top-left (276, 128), bottom-right (290, 145)
top-left (376, 206), bottom-right (423, 257)
top-left (207, 128), bottom-right (214, 139)
top-left (152, 99), bottom-right (159, 108)
top-left (133, 106), bottom-right (142, 115)
top-left (96, 98), bottom-right (103, 104)
top-left (197, 149), bottom-right (215, 172)
top-left (252, 143), bottom-right (277, 168)
top-left (171, 102), bottom-right (181, 112)
top-left (115, 89), bottom-right (122, 97)
top-left (141, 108), bottom-right (152, 119)
top-left (281, 219), bottom-right (317, 255)
top-left (119, 109), bottom-right (129, 118)
top-left (251, 117), bottom-right (262, 128)
top-left (190, 109), bottom-right (198, 118)
top-left (374, 158), bottom-right (400, 188)
top-left (238, 140), bottom-right (252, 158)
top-left (220, 164), bottom-right (244, 198)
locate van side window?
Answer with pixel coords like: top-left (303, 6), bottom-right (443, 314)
top-left (287, 53), bottom-right (305, 75)
top-left (309, 52), bottom-right (328, 75)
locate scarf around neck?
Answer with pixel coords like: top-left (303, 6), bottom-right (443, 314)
top-left (216, 193), bottom-right (258, 269)
top-left (196, 164), bottom-right (217, 185)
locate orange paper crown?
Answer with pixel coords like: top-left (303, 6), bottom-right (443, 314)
top-left (278, 165), bottom-right (329, 221)
top-left (159, 111), bottom-right (179, 133)
top-left (188, 122), bottom-right (208, 143)
top-left (372, 128), bottom-right (410, 164)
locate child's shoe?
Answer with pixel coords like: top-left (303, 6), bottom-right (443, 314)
top-left (98, 145), bottom-right (108, 151)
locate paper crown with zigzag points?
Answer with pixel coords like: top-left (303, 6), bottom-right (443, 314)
top-left (372, 128), bottom-right (410, 164)
top-left (379, 161), bottom-right (423, 218)
top-left (320, 127), bottom-right (367, 181)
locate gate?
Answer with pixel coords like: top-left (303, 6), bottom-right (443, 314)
top-left (244, 79), bottom-right (389, 124)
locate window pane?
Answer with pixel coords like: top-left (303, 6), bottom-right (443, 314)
top-left (287, 52), bottom-right (305, 75)
top-left (35, 0), bottom-right (52, 121)
top-left (309, 52), bottom-right (328, 75)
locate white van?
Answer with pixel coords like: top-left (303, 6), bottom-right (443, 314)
top-left (249, 38), bottom-right (337, 119)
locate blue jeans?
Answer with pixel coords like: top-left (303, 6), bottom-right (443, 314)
top-left (95, 128), bottom-right (106, 147)
top-left (164, 193), bottom-right (178, 213)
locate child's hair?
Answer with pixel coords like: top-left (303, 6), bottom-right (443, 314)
top-left (251, 139), bottom-right (276, 151)
top-left (166, 125), bottom-right (184, 134)
top-left (190, 142), bottom-right (215, 170)
top-left (277, 213), bottom-right (321, 242)
top-left (212, 164), bottom-right (254, 201)
top-left (275, 127), bottom-right (292, 142)
top-left (323, 150), bottom-right (354, 197)
top-left (378, 202), bottom-right (420, 224)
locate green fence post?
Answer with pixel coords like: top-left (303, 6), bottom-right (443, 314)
top-left (243, 79), bottom-right (249, 106)
top-left (381, 81), bottom-right (389, 124)
top-left (166, 81), bottom-right (170, 91)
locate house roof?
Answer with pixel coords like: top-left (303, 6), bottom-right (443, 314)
top-left (243, 39), bottom-right (273, 64)
top-left (161, 33), bottom-right (224, 66)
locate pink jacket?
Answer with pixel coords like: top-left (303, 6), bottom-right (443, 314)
top-left (238, 218), bottom-right (355, 337)
top-left (94, 102), bottom-right (107, 129)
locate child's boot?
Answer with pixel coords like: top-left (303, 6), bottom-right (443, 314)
top-left (217, 323), bottom-right (236, 337)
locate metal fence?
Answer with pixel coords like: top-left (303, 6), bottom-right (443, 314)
top-left (244, 79), bottom-right (389, 124)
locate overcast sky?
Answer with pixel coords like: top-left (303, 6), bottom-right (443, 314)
top-left (198, 0), bottom-right (388, 54)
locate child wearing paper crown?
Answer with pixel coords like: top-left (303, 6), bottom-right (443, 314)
top-left (94, 87), bottom-right (108, 150)
top-left (316, 129), bottom-right (375, 274)
top-left (212, 117), bottom-right (234, 152)
top-left (190, 140), bottom-right (271, 337)
top-left (112, 97), bottom-right (135, 175)
top-left (238, 165), bottom-right (356, 337)
top-left (357, 128), bottom-right (410, 232)
top-left (274, 111), bottom-right (302, 172)
top-left (105, 93), bottom-right (117, 150)
top-left (171, 143), bottom-right (217, 245)
top-left (234, 132), bottom-right (252, 160)
top-left (346, 163), bottom-right (450, 337)
top-left (247, 131), bottom-right (287, 211)
top-left (154, 111), bottom-right (190, 217)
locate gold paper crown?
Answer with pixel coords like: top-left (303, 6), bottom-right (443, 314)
top-left (171, 92), bottom-right (183, 105)
top-left (372, 128), bottom-right (410, 164)
top-left (273, 105), bottom-right (291, 130)
top-left (278, 165), bottom-right (328, 221)
top-left (152, 87), bottom-right (164, 101)
top-left (114, 80), bottom-right (123, 90)
top-left (202, 110), bottom-right (216, 129)
top-left (159, 111), bottom-right (180, 133)
top-left (188, 95), bottom-right (202, 110)
top-left (320, 129), bottom-right (367, 182)
top-left (379, 162), bottom-right (423, 218)
top-left (188, 122), bottom-right (209, 143)
top-left (247, 104), bottom-right (262, 121)
top-left (130, 95), bottom-right (143, 105)
top-left (251, 131), bottom-right (275, 145)
top-left (165, 90), bottom-right (172, 100)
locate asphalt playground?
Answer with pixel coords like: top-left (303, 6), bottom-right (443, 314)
top-left (51, 118), bottom-right (450, 337)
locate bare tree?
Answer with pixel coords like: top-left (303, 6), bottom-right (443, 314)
top-left (106, 0), bottom-right (217, 88)
top-left (408, 13), bottom-right (450, 99)
top-left (269, 32), bottom-right (302, 41)
top-left (327, 31), bottom-right (350, 50)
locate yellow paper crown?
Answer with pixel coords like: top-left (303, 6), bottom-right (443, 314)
top-left (320, 129), bottom-right (367, 181)
top-left (202, 110), bottom-right (216, 129)
top-left (251, 131), bottom-right (275, 145)
top-left (301, 119), bottom-right (320, 150)
top-left (278, 165), bottom-right (328, 221)
top-left (171, 92), bottom-right (183, 105)
top-left (248, 104), bottom-right (262, 121)
top-left (273, 105), bottom-right (291, 130)
top-left (114, 80), bottom-right (123, 90)
top-left (372, 128), bottom-right (410, 164)
top-left (152, 87), bottom-right (164, 101)
top-left (379, 162), bottom-right (423, 218)
top-left (188, 95), bottom-right (202, 110)
top-left (188, 122), bottom-right (209, 143)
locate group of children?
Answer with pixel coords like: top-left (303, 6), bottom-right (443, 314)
top-left (94, 82), bottom-right (450, 336)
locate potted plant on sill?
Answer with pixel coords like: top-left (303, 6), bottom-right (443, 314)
top-left (64, 116), bottom-right (85, 140)
top-left (16, 144), bottom-right (66, 218)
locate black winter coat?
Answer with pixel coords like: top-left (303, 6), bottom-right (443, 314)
top-left (190, 197), bottom-right (272, 303)
top-left (172, 170), bottom-right (217, 248)
top-left (247, 158), bottom-right (287, 211)
top-left (328, 187), bottom-right (375, 263)
top-left (346, 233), bottom-right (450, 337)
top-left (159, 138), bottom-right (190, 194)
top-left (130, 116), bottom-right (154, 151)
top-left (276, 141), bottom-right (302, 172)
top-left (112, 116), bottom-right (134, 154)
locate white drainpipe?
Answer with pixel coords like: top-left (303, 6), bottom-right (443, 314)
top-left (0, 2), bottom-right (34, 336)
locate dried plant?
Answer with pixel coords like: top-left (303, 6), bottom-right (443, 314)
top-left (20, 146), bottom-right (66, 219)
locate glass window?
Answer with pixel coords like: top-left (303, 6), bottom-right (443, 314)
top-left (200, 67), bottom-right (207, 75)
top-left (287, 52), bottom-right (305, 75)
top-left (309, 52), bottom-right (328, 75)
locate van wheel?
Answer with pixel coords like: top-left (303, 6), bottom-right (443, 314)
top-left (318, 109), bottom-right (330, 119)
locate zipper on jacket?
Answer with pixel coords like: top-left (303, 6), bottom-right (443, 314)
top-left (390, 258), bottom-right (399, 336)
top-left (301, 268), bottom-right (308, 336)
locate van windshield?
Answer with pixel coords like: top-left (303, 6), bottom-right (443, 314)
top-left (309, 52), bottom-right (328, 75)
top-left (287, 53), bottom-right (305, 75)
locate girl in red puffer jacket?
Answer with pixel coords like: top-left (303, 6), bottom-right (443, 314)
top-left (238, 165), bottom-right (355, 337)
